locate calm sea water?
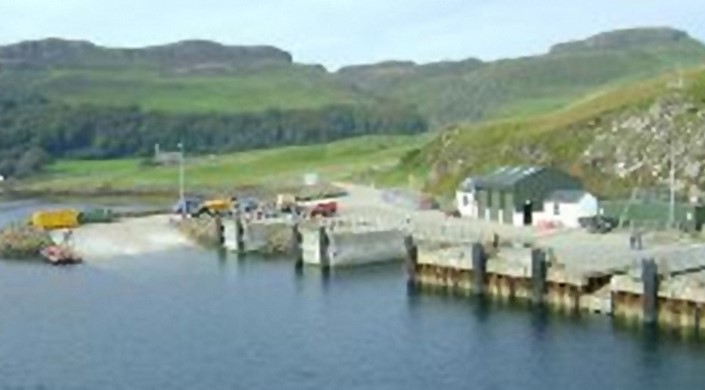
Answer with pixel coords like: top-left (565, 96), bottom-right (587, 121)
top-left (2, 201), bottom-right (705, 389)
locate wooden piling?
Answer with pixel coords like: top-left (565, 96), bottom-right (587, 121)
top-left (234, 216), bottom-right (245, 252)
top-left (215, 214), bottom-right (225, 247)
top-left (404, 235), bottom-right (418, 289)
top-left (642, 258), bottom-right (658, 325)
top-left (472, 243), bottom-right (486, 296)
top-left (531, 248), bottom-right (547, 305)
top-left (319, 226), bottom-right (330, 269)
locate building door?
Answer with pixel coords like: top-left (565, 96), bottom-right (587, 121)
top-left (477, 190), bottom-right (488, 220)
top-left (503, 192), bottom-right (514, 224)
top-left (523, 200), bottom-right (533, 226)
top-left (490, 190), bottom-right (501, 222)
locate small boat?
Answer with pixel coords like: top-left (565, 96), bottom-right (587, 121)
top-left (40, 245), bottom-right (82, 265)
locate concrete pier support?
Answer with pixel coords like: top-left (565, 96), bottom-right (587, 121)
top-left (292, 223), bottom-right (303, 270)
top-left (234, 217), bottom-right (245, 252)
top-left (472, 243), bottom-right (486, 296)
top-left (531, 248), bottom-right (547, 305)
top-left (215, 214), bottom-right (225, 247)
top-left (404, 235), bottom-right (418, 288)
top-left (642, 258), bottom-right (659, 325)
top-left (318, 227), bottom-right (330, 269)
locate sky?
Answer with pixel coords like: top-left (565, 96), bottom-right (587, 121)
top-left (0, 0), bottom-right (703, 69)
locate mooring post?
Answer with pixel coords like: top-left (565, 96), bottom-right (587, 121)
top-left (404, 235), bottom-right (418, 289)
top-left (215, 214), bottom-right (225, 248)
top-left (472, 243), bottom-right (486, 296)
top-left (319, 226), bottom-right (330, 268)
top-left (292, 223), bottom-right (303, 269)
top-left (642, 258), bottom-right (659, 324)
top-left (531, 248), bottom-right (547, 305)
top-left (235, 215), bottom-right (245, 253)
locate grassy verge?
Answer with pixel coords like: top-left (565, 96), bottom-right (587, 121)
top-left (15, 135), bottom-right (429, 196)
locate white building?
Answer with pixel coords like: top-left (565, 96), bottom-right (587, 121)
top-left (534, 190), bottom-right (599, 228)
top-left (455, 166), bottom-right (590, 227)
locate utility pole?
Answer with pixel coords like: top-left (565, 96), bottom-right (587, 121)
top-left (178, 141), bottom-right (185, 219)
top-left (668, 68), bottom-right (684, 228)
top-left (668, 137), bottom-right (675, 227)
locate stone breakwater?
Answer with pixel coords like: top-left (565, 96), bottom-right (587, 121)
top-left (0, 223), bottom-right (53, 260)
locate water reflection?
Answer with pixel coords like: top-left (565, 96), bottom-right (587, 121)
top-left (216, 248), bottom-right (228, 269)
top-left (4, 203), bottom-right (705, 389)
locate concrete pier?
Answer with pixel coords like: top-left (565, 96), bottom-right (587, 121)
top-left (413, 244), bottom-right (629, 315)
top-left (407, 234), bottom-right (705, 331)
top-left (223, 216), bottom-right (292, 254)
top-left (301, 224), bottom-right (408, 267)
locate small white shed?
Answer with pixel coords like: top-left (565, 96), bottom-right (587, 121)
top-left (537, 190), bottom-right (598, 228)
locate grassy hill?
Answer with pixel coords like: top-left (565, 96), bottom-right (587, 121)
top-left (2, 27), bottom-right (702, 119)
top-left (381, 65), bottom-right (705, 198)
top-left (24, 66), bottom-right (364, 114)
top-left (2, 27), bottom-right (704, 184)
top-left (0, 39), bottom-right (367, 114)
top-left (338, 27), bottom-right (705, 125)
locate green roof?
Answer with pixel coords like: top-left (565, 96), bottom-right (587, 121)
top-left (462, 166), bottom-right (545, 190)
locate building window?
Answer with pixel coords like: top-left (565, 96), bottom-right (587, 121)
top-left (463, 195), bottom-right (469, 206)
top-left (553, 202), bottom-right (560, 216)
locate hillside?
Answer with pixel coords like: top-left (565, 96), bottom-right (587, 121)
top-left (1, 27), bottom-right (704, 181)
top-left (338, 27), bottom-right (705, 125)
top-left (2, 27), bottom-right (702, 119)
top-left (386, 66), bottom-right (705, 198)
top-left (0, 40), bottom-right (427, 177)
top-left (0, 39), bottom-right (365, 113)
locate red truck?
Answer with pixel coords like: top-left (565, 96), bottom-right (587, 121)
top-left (308, 201), bottom-right (338, 217)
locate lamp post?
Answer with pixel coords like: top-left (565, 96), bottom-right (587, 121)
top-left (178, 141), bottom-right (185, 219)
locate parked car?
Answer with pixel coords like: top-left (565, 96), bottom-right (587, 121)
top-left (578, 215), bottom-right (618, 234)
top-left (172, 197), bottom-right (202, 215)
top-left (238, 197), bottom-right (259, 213)
top-left (308, 201), bottom-right (338, 217)
top-left (445, 209), bottom-right (461, 218)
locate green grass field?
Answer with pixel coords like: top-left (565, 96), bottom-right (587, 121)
top-left (24, 135), bottom-right (429, 193)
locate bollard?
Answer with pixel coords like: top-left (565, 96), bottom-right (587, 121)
top-left (472, 243), bottom-right (486, 296)
top-left (404, 235), bottom-right (418, 288)
top-left (235, 216), bottom-right (245, 253)
top-left (642, 258), bottom-right (659, 324)
top-left (319, 226), bottom-right (330, 268)
top-left (214, 214), bottom-right (225, 247)
top-left (292, 223), bottom-right (303, 268)
top-left (531, 248), bottom-right (547, 305)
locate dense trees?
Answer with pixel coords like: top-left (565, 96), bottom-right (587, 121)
top-left (0, 91), bottom-right (427, 177)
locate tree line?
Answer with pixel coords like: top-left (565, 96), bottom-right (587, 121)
top-left (0, 90), bottom-right (428, 177)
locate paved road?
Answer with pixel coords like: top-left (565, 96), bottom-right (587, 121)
top-left (331, 182), bottom-right (537, 243)
top-left (330, 182), bottom-right (705, 271)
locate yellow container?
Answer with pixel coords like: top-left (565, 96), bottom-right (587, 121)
top-left (31, 209), bottom-right (80, 230)
top-left (203, 199), bottom-right (231, 211)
